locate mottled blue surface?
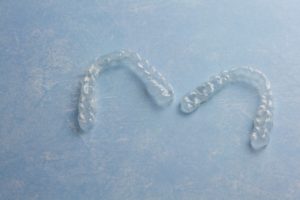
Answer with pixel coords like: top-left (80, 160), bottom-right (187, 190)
top-left (1, 1), bottom-right (300, 199)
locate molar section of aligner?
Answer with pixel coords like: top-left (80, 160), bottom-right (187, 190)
top-left (145, 77), bottom-right (174, 107)
top-left (144, 65), bottom-right (174, 106)
top-left (250, 96), bottom-right (273, 150)
top-left (209, 75), bottom-right (224, 92)
top-left (180, 90), bottom-right (203, 113)
top-left (250, 118), bottom-right (272, 150)
top-left (261, 90), bottom-right (274, 111)
top-left (180, 82), bottom-right (214, 114)
top-left (195, 82), bottom-right (215, 100)
top-left (139, 64), bottom-right (174, 106)
top-left (78, 71), bottom-right (97, 132)
top-left (250, 126), bottom-right (270, 150)
top-left (124, 52), bottom-right (174, 107)
top-left (124, 52), bottom-right (148, 80)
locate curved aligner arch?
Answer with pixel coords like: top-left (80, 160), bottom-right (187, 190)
top-left (78, 50), bottom-right (174, 132)
top-left (180, 67), bottom-right (273, 150)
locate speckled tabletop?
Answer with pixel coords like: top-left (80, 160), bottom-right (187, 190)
top-left (1, 1), bottom-right (300, 200)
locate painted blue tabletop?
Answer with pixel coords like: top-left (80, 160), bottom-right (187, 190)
top-left (1, 1), bottom-right (300, 199)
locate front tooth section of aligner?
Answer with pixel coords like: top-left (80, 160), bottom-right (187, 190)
top-left (95, 51), bottom-right (127, 69)
top-left (78, 94), bottom-right (96, 132)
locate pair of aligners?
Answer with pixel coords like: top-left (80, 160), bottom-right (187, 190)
top-left (78, 50), bottom-right (273, 150)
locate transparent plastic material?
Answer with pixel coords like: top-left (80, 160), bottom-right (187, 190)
top-left (180, 67), bottom-right (273, 150)
top-left (78, 50), bottom-right (174, 132)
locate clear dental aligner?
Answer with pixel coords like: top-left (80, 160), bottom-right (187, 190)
top-left (180, 67), bottom-right (273, 150)
top-left (78, 50), bottom-right (174, 132)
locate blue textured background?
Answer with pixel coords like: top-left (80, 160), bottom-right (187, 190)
top-left (1, 1), bottom-right (300, 199)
